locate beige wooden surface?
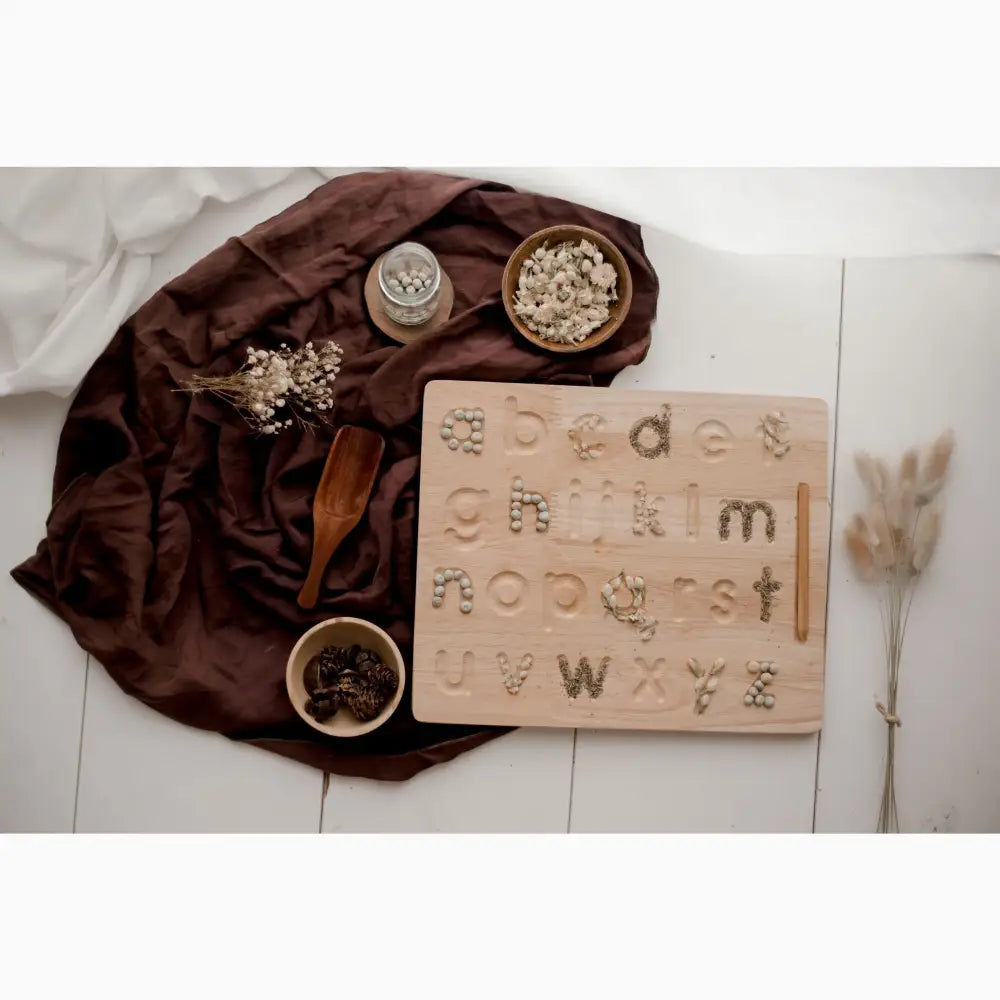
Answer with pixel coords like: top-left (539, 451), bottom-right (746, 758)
top-left (412, 380), bottom-right (828, 732)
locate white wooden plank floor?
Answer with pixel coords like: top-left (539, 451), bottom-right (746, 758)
top-left (815, 255), bottom-right (1000, 833)
top-left (2, 171), bottom-right (997, 832)
top-left (0, 391), bottom-right (87, 832)
top-left (74, 664), bottom-right (321, 833)
top-left (322, 729), bottom-right (572, 833)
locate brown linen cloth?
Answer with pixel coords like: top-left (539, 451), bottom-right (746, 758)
top-left (10, 170), bottom-right (659, 780)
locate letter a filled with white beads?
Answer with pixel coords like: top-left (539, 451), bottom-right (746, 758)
top-left (439, 407), bottom-right (485, 454)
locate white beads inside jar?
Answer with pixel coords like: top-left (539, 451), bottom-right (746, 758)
top-left (386, 265), bottom-right (434, 297)
top-left (378, 241), bottom-right (441, 326)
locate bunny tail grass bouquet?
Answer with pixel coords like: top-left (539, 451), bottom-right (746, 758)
top-left (843, 429), bottom-right (955, 833)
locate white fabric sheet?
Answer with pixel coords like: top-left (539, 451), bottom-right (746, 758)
top-left (3, 167), bottom-right (1000, 398)
top-left (0, 168), bottom-right (305, 397)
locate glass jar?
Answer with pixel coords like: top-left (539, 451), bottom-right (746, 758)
top-left (377, 242), bottom-right (442, 326)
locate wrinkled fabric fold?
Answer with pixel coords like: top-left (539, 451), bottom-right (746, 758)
top-left (0, 167), bottom-right (308, 396)
top-left (10, 170), bottom-right (659, 780)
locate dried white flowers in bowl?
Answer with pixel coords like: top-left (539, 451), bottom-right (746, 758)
top-left (502, 225), bottom-right (632, 353)
top-left (180, 340), bottom-right (344, 435)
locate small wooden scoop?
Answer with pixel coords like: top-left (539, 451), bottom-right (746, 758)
top-left (297, 425), bottom-right (385, 610)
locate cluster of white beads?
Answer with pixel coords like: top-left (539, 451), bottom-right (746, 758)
top-left (498, 652), bottom-right (532, 694)
top-left (745, 660), bottom-right (777, 708)
top-left (432, 568), bottom-right (473, 613)
top-left (509, 477), bottom-right (549, 532)
top-left (387, 265), bottom-right (433, 297)
top-left (440, 408), bottom-right (485, 454)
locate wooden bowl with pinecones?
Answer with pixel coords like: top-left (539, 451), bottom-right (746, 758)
top-left (286, 617), bottom-right (405, 737)
top-left (501, 224), bottom-right (633, 354)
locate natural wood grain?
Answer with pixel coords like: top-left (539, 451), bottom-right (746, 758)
top-left (298, 426), bottom-right (385, 609)
top-left (796, 482), bottom-right (810, 642)
top-left (500, 225), bottom-right (633, 354)
top-left (412, 380), bottom-right (829, 734)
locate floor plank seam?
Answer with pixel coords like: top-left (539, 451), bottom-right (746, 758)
top-left (566, 729), bottom-right (579, 833)
top-left (71, 655), bottom-right (90, 834)
top-left (813, 259), bottom-right (846, 833)
top-left (318, 772), bottom-right (330, 833)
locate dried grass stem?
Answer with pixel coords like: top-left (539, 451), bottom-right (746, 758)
top-left (843, 430), bottom-right (954, 832)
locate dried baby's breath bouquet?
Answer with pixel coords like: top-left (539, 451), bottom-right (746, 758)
top-left (844, 428), bottom-right (955, 832)
top-left (181, 340), bottom-right (343, 435)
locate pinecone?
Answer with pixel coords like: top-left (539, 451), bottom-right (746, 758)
top-left (346, 684), bottom-right (384, 722)
top-left (306, 690), bottom-right (342, 723)
top-left (364, 661), bottom-right (398, 700)
top-left (304, 644), bottom-right (395, 725)
top-left (355, 648), bottom-right (381, 673)
top-left (333, 671), bottom-right (364, 696)
top-left (317, 644), bottom-right (349, 682)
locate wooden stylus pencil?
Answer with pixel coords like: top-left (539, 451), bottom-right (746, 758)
top-left (796, 482), bottom-right (809, 641)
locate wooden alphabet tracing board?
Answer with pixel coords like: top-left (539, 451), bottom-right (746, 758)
top-left (412, 380), bottom-right (829, 734)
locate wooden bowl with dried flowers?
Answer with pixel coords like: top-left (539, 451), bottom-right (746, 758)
top-left (501, 225), bottom-right (633, 354)
top-left (286, 617), bottom-right (406, 737)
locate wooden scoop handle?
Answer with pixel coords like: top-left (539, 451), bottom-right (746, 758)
top-left (297, 519), bottom-right (356, 610)
top-left (297, 425), bottom-right (385, 611)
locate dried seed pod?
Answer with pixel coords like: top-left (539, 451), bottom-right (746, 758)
top-left (355, 648), bottom-right (382, 674)
top-left (365, 661), bottom-right (399, 700)
top-left (303, 642), bottom-right (398, 724)
top-left (915, 429), bottom-right (955, 505)
top-left (345, 684), bottom-right (384, 722)
top-left (865, 505), bottom-right (896, 568)
top-left (318, 644), bottom-right (349, 676)
top-left (854, 452), bottom-right (888, 499)
top-left (844, 514), bottom-right (876, 580)
top-left (303, 656), bottom-right (323, 695)
top-left (306, 691), bottom-right (342, 723)
top-left (910, 506), bottom-right (942, 573)
top-left (334, 670), bottom-right (364, 694)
